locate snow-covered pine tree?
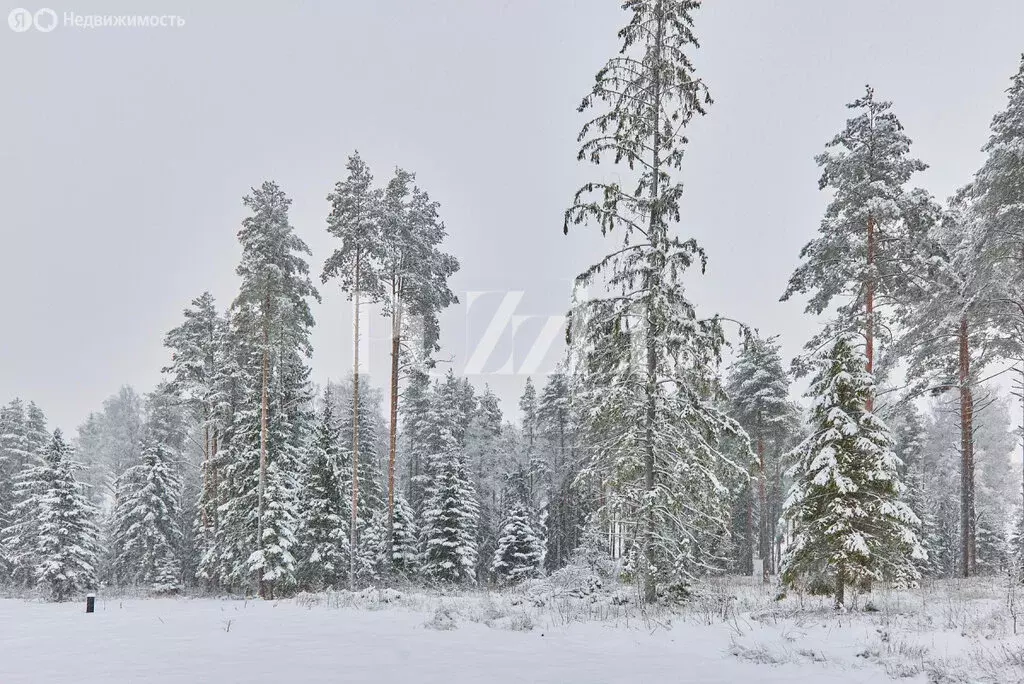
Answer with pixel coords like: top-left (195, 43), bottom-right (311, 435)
top-left (377, 168), bottom-right (459, 539)
top-left (322, 152), bottom-right (385, 589)
top-left (892, 199), bottom-right (1016, 576)
top-left (296, 387), bottom-right (347, 590)
top-left (973, 398), bottom-right (1017, 574)
top-left (108, 386), bottom-right (185, 593)
top-left (961, 57), bottom-right (1024, 566)
top-left (223, 181), bottom-right (318, 599)
top-left (564, 0), bottom-right (747, 602)
top-left (31, 430), bottom-right (102, 601)
top-left (782, 86), bottom-right (940, 393)
top-left (491, 502), bottom-right (544, 585)
top-left (1015, 370), bottom-right (1024, 574)
top-left (782, 336), bottom-right (925, 609)
top-left (967, 56), bottom-right (1024, 354)
top-left (725, 334), bottom-right (800, 578)
top-left (918, 401), bottom-right (969, 578)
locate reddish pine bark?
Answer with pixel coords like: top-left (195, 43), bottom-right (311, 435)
top-left (959, 315), bottom-right (976, 577)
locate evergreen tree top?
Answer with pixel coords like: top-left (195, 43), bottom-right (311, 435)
top-left (969, 56), bottom-right (1024, 289)
top-left (162, 291), bottom-right (222, 403)
top-left (725, 334), bottom-right (796, 431)
top-left (782, 85), bottom-right (940, 319)
top-left (565, 0), bottom-right (711, 242)
top-left (380, 170), bottom-right (459, 302)
top-left (818, 86), bottom-right (927, 197)
top-left (233, 180), bottom-right (319, 355)
top-left (322, 151), bottom-right (386, 298)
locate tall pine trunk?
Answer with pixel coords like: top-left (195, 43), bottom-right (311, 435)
top-left (865, 216), bottom-right (876, 412)
top-left (959, 314), bottom-right (976, 577)
top-left (351, 248), bottom-right (361, 591)
top-left (745, 485), bottom-right (754, 574)
top-left (201, 424), bottom-right (210, 529)
top-left (258, 297), bottom-right (270, 599)
top-left (757, 436), bottom-right (769, 580)
top-left (640, 1), bottom-right (665, 606)
top-left (387, 298), bottom-right (402, 556)
top-left (211, 427), bottom-right (219, 532)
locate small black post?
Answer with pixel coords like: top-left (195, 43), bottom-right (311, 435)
top-left (85, 594), bottom-right (95, 614)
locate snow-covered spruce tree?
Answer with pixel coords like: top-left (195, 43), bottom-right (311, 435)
top-left (887, 402), bottom-right (937, 575)
top-left (31, 430), bottom-right (102, 602)
top-left (782, 336), bottom-right (925, 609)
top-left (108, 387), bottom-right (185, 593)
top-left (75, 386), bottom-right (146, 509)
top-left (537, 367), bottom-right (586, 572)
top-left (724, 334), bottom-right (800, 577)
top-left (353, 509), bottom-right (389, 584)
top-left (390, 492), bottom-right (419, 575)
top-left (1, 403), bottom-right (50, 588)
top-left (491, 502), bottom-right (545, 585)
top-left (322, 151), bottom-right (385, 589)
top-left (420, 443), bottom-right (479, 584)
top-left (163, 292), bottom-right (227, 550)
top-left (782, 86), bottom-right (940, 394)
top-left (517, 378), bottom-right (547, 510)
top-left (466, 384), bottom-right (503, 579)
top-left (333, 376), bottom-right (389, 584)
top-left (454, 378), bottom-right (478, 449)
top-left (519, 377), bottom-right (538, 456)
top-left (222, 181), bottom-right (318, 599)
top-left (420, 374), bottom-right (480, 584)
top-left (564, 0), bottom-right (747, 602)
top-left (516, 381), bottom-right (548, 569)
top-left (401, 339), bottom-right (435, 514)
top-left (195, 322), bottom-right (252, 588)
top-left (24, 403), bottom-right (49, 455)
top-left (0, 400), bottom-right (31, 535)
top-left (296, 387), bottom-right (347, 590)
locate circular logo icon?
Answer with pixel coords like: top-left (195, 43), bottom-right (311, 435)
top-left (8, 8), bottom-right (33, 32)
top-left (34, 8), bottom-right (57, 32)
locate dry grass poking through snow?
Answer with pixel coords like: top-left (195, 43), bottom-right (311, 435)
top-left (714, 574), bottom-right (1024, 683)
top-left (292, 573), bottom-right (1024, 682)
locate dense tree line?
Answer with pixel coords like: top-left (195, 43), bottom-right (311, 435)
top-left (0, 2), bottom-right (1020, 611)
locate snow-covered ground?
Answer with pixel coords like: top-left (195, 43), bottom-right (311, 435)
top-left (2, 577), bottom-right (1022, 683)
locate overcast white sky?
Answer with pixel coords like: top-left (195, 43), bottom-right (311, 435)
top-left (1, 1), bottom-right (1022, 433)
